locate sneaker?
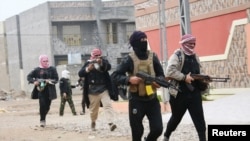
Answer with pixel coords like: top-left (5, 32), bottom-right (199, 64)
top-left (73, 112), bottom-right (77, 116)
top-left (40, 120), bottom-right (46, 127)
top-left (91, 122), bottom-right (96, 131)
top-left (109, 123), bottom-right (117, 131)
top-left (80, 111), bottom-right (85, 115)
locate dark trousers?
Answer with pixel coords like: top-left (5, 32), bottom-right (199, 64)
top-left (129, 97), bottom-right (163, 141)
top-left (163, 92), bottom-right (206, 141)
top-left (81, 94), bottom-right (86, 113)
top-left (39, 93), bottom-right (51, 121)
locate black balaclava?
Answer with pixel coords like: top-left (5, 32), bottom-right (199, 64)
top-left (129, 31), bottom-right (148, 59)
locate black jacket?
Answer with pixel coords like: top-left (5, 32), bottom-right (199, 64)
top-left (111, 52), bottom-right (165, 99)
top-left (78, 58), bottom-right (118, 108)
top-left (27, 66), bottom-right (59, 100)
top-left (59, 78), bottom-right (76, 96)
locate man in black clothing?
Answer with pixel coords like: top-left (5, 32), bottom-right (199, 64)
top-left (112, 31), bottom-right (165, 141)
top-left (78, 48), bottom-right (117, 131)
top-left (162, 34), bottom-right (206, 141)
top-left (27, 54), bottom-right (58, 127)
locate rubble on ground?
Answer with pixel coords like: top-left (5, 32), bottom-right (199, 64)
top-left (0, 89), bottom-right (28, 101)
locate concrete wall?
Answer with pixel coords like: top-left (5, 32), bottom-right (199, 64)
top-left (21, 3), bottom-right (53, 93)
top-left (5, 16), bottom-right (22, 91)
top-left (5, 3), bottom-right (52, 93)
top-left (0, 22), bottom-right (10, 91)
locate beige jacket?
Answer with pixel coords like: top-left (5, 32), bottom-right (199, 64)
top-left (166, 48), bottom-right (200, 97)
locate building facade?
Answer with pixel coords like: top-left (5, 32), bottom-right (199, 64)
top-left (133, 0), bottom-right (250, 94)
top-left (2, 0), bottom-right (250, 95)
top-left (3, 0), bottom-right (135, 94)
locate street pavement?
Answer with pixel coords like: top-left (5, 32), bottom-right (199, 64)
top-left (162, 90), bottom-right (250, 125)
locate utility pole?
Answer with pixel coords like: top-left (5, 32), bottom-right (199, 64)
top-left (179, 0), bottom-right (191, 36)
top-left (158, 0), bottom-right (167, 67)
top-left (158, 0), bottom-right (168, 101)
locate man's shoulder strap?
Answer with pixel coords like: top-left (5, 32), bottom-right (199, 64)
top-left (129, 52), bottom-right (138, 63)
top-left (174, 49), bottom-right (201, 69)
top-left (129, 51), bottom-right (154, 61)
top-left (174, 49), bottom-right (184, 70)
top-left (174, 49), bottom-right (182, 63)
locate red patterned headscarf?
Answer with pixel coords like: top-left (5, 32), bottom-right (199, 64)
top-left (179, 34), bottom-right (196, 55)
top-left (90, 48), bottom-right (102, 60)
top-left (39, 54), bottom-right (50, 69)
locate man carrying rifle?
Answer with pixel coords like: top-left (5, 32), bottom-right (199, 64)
top-left (112, 31), bottom-right (164, 141)
top-left (27, 54), bottom-right (59, 127)
top-left (78, 48), bottom-right (117, 132)
top-left (162, 34), bottom-right (206, 141)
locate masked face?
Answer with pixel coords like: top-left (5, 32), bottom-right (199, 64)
top-left (62, 70), bottom-right (70, 79)
top-left (132, 37), bottom-right (148, 51)
top-left (132, 39), bottom-right (148, 58)
top-left (138, 41), bottom-right (147, 52)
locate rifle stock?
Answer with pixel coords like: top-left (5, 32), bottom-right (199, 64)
top-left (135, 71), bottom-right (181, 92)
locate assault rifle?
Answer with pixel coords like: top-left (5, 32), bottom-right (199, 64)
top-left (166, 74), bottom-right (230, 91)
top-left (136, 71), bottom-right (181, 92)
top-left (189, 74), bottom-right (230, 91)
top-left (87, 56), bottom-right (102, 64)
top-left (35, 79), bottom-right (56, 92)
top-left (190, 74), bottom-right (230, 82)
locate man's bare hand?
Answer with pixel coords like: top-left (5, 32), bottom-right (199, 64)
top-left (87, 63), bottom-right (95, 71)
top-left (185, 72), bottom-right (194, 84)
top-left (34, 81), bottom-right (39, 86)
top-left (129, 76), bottom-right (142, 84)
top-left (96, 58), bottom-right (102, 64)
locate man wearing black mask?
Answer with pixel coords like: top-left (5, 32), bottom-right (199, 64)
top-left (111, 31), bottom-right (165, 141)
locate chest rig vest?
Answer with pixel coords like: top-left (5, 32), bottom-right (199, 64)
top-left (128, 51), bottom-right (156, 96)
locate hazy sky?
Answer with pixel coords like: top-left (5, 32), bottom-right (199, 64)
top-left (0, 0), bottom-right (112, 21)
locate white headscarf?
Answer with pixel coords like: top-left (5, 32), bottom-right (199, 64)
top-left (62, 70), bottom-right (70, 79)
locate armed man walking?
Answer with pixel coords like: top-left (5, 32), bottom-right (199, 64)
top-left (59, 70), bottom-right (77, 116)
top-left (162, 34), bottom-right (206, 141)
top-left (112, 31), bottom-right (164, 141)
top-left (78, 48), bottom-right (117, 132)
top-left (27, 54), bottom-right (59, 127)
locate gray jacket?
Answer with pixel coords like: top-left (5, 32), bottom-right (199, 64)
top-left (166, 48), bottom-right (201, 97)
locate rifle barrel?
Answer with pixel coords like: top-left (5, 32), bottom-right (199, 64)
top-left (210, 77), bottom-right (230, 82)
